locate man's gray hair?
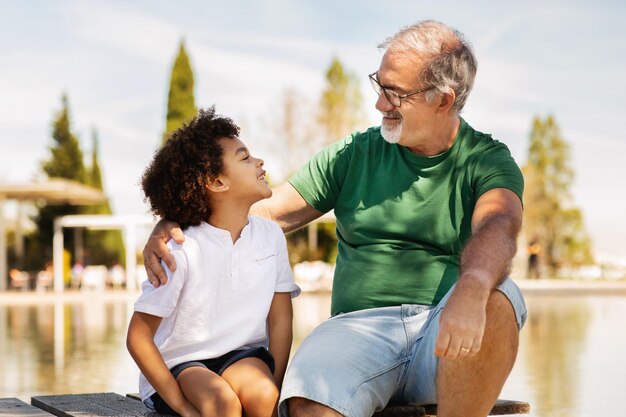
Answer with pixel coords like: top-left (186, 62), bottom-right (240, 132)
top-left (379, 20), bottom-right (477, 113)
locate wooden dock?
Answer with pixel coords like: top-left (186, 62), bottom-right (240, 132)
top-left (1, 393), bottom-right (529, 416)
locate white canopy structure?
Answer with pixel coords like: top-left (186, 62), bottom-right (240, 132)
top-left (53, 214), bottom-right (155, 293)
top-left (0, 178), bottom-right (107, 291)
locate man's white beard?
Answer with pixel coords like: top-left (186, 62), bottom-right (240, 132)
top-left (381, 121), bottom-right (402, 144)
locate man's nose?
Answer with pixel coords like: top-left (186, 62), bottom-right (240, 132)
top-left (375, 92), bottom-right (395, 112)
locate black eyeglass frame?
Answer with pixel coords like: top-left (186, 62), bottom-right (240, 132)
top-left (368, 71), bottom-right (435, 107)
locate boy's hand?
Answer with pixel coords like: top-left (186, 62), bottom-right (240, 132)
top-left (143, 219), bottom-right (184, 287)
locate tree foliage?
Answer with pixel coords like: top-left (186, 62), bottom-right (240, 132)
top-left (317, 56), bottom-right (365, 146)
top-left (522, 115), bottom-right (593, 276)
top-left (42, 94), bottom-right (86, 182)
top-left (82, 129), bottom-right (125, 267)
top-left (273, 88), bottom-right (318, 179)
top-left (86, 128), bottom-right (103, 189)
top-left (282, 58), bottom-right (367, 264)
top-left (162, 40), bottom-right (197, 145)
top-left (29, 99), bottom-right (125, 271)
top-left (31, 95), bottom-right (86, 269)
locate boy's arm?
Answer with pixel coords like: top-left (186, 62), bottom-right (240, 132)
top-left (143, 182), bottom-right (322, 287)
top-left (126, 312), bottom-right (200, 417)
top-left (267, 292), bottom-right (294, 388)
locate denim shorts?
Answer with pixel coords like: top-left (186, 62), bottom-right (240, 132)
top-left (278, 277), bottom-right (526, 417)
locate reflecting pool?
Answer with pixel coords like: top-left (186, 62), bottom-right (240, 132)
top-left (1, 290), bottom-right (625, 417)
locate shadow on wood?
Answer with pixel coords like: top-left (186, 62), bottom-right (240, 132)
top-left (0, 393), bottom-right (529, 416)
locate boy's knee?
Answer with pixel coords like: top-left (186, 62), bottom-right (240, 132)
top-left (203, 383), bottom-right (241, 415)
top-left (242, 377), bottom-right (279, 407)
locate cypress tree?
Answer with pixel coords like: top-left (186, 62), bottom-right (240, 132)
top-left (83, 129), bottom-right (126, 267)
top-left (42, 94), bottom-right (86, 182)
top-left (30, 95), bottom-right (86, 271)
top-left (162, 40), bottom-right (197, 145)
top-left (87, 128), bottom-right (103, 189)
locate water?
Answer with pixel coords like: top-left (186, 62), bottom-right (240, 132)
top-left (1, 291), bottom-right (625, 417)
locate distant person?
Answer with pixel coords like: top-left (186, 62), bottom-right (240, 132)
top-left (127, 108), bottom-right (300, 417)
top-left (36, 262), bottom-right (53, 292)
top-left (71, 261), bottom-right (84, 289)
top-left (9, 267), bottom-right (29, 290)
top-left (107, 263), bottom-right (125, 288)
top-left (527, 239), bottom-right (542, 279)
top-left (143, 20), bottom-right (527, 417)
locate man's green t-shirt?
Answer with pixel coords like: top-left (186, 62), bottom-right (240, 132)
top-left (289, 118), bottom-right (524, 315)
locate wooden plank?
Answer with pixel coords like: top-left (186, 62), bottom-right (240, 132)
top-left (372, 398), bottom-right (530, 416)
top-left (125, 393), bottom-right (141, 401)
top-left (31, 392), bottom-right (174, 417)
top-left (0, 397), bottom-right (55, 416)
top-left (140, 393), bottom-right (532, 416)
top-left (421, 399), bottom-right (530, 415)
top-left (373, 405), bottom-right (427, 417)
top-left (489, 399), bottom-right (531, 415)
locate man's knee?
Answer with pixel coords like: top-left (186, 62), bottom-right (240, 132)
top-left (484, 289), bottom-right (519, 354)
top-left (487, 289), bottom-right (517, 327)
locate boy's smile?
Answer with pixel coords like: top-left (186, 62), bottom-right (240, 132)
top-left (218, 137), bottom-right (272, 203)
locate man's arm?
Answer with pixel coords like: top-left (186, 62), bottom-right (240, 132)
top-left (434, 187), bottom-right (522, 359)
top-left (143, 182), bottom-right (324, 286)
top-left (251, 182), bottom-right (324, 233)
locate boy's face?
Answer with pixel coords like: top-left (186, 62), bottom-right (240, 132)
top-left (217, 136), bottom-right (272, 202)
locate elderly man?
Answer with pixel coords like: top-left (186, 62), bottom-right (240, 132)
top-left (143, 20), bottom-right (526, 417)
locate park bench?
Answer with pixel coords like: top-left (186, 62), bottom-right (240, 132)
top-left (1, 393), bottom-right (529, 416)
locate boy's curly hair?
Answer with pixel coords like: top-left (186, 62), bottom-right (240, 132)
top-left (141, 106), bottom-right (239, 229)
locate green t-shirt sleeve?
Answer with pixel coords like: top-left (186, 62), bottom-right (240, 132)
top-left (288, 135), bottom-right (354, 213)
top-left (473, 141), bottom-right (524, 203)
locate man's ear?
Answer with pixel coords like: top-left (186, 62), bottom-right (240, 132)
top-left (437, 89), bottom-right (456, 113)
top-left (206, 176), bottom-right (229, 193)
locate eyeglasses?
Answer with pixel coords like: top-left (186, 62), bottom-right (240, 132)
top-left (368, 72), bottom-right (434, 107)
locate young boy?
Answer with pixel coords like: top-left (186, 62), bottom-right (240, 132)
top-left (127, 107), bottom-right (300, 417)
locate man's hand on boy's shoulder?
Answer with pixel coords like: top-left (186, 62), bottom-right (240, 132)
top-left (143, 219), bottom-right (185, 287)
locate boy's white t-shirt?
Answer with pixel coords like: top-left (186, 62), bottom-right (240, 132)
top-left (134, 216), bottom-right (301, 401)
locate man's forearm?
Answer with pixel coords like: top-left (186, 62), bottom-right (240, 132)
top-left (459, 213), bottom-right (520, 292)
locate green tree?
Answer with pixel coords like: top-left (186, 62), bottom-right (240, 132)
top-left (42, 94), bottom-right (86, 182)
top-left (30, 95), bottom-right (86, 270)
top-left (162, 40), bottom-right (197, 145)
top-left (522, 115), bottom-right (593, 277)
top-left (86, 128), bottom-right (103, 189)
top-left (284, 58), bottom-right (366, 265)
top-left (273, 88), bottom-right (318, 178)
top-left (317, 57), bottom-right (365, 146)
top-left (83, 129), bottom-right (126, 267)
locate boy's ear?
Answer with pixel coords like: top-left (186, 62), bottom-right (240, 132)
top-left (206, 176), bottom-right (229, 193)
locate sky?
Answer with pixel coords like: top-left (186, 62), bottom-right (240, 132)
top-left (1, 0), bottom-right (625, 262)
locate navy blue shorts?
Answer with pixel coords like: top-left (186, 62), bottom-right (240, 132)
top-left (150, 347), bottom-right (274, 415)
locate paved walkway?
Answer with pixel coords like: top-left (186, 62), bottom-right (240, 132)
top-left (1, 279), bottom-right (626, 304)
top-left (516, 278), bottom-right (626, 294)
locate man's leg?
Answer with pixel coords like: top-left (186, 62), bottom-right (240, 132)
top-left (436, 289), bottom-right (519, 417)
top-left (279, 306), bottom-right (423, 417)
top-left (288, 397), bottom-right (342, 417)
